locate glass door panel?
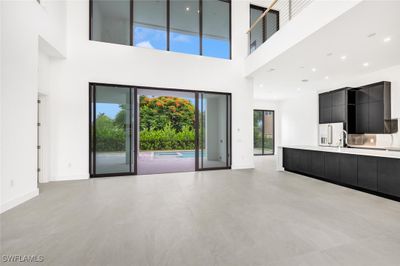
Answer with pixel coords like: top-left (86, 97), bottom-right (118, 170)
top-left (197, 92), bottom-right (231, 169)
top-left (253, 110), bottom-right (274, 155)
top-left (253, 110), bottom-right (263, 155)
top-left (90, 85), bottom-right (135, 176)
top-left (263, 111), bottom-right (274, 155)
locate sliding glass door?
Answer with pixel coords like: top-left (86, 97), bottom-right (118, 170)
top-left (253, 110), bottom-right (274, 155)
top-left (197, 92), bottom-right (231, 170)
top-left (90, 84), bottom-right (231, 176)
top-left (90, 85), bottom-right (136, 176)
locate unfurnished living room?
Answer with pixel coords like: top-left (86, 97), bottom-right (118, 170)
top-left (1, 0), bottom-right (400, 265)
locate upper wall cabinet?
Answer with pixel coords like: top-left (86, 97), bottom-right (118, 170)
top-left (320, 82), bottom-right (398, 134)
top-left (353, 81), bottom-right (397, 134)
top-left (319, 88), bottom-right (347, 124)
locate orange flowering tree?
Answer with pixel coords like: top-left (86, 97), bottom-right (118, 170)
top-left (139, 96), bottom-right (194, 132)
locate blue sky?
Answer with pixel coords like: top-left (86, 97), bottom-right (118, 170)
top-left (134, 26), bottom-right (229, 59)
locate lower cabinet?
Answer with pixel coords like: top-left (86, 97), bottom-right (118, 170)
top-left (283, 148), bottom-right (400, 200)
top-left (298, 150), bottom-right (311, 174)
top-left (378, 158), bottom-right (400, 197)
top-left (324, 153), bottom-right (340, 182)
top-left (310, 151), bottom-right (325, 177)
top-left (339, 154), bottom-right (358, 186)
top-left (357, 156), bottom-right (378, 191)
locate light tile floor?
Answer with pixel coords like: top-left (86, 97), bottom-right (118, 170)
top-left (1, 156), bottom-right (400, 265)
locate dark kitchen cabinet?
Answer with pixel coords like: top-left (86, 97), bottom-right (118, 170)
top-left (332, 105), bottom-right (346, 123)
top-left (320, 93), bottom-right (332, 109)
top-left (298, 150), bottom-right (311, 174)
top-left (319, 89), bottom-right (347, 124)
top-left (339, 154), bottom-right (358, 186)
top-left (354, 81), bottom-right (394, 134)
top-left (283, 148), bottom-right (400, 200)
top-left (356, 87), bottom-right (369, 104)
top-left (283, 148), bottom-right (293, 170)
top-left (368, 101), bottom-right (384, 133)
top-left (310, 151), bottom-right (325, 177)
top-left (331, 89), bottom-right (346, 106)
top-left (356, 102), bottom-right (368, 134)
top-left (357, 156), bottom-right (378, 191)
top-left (320, 108), bottom-right (331, 124)
top-left (378, 158), bottom-right (400, 198)
top-left (324, 153), bottom-right (340, 182)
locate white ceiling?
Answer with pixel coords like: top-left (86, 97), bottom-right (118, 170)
top-left (252, 0), bottom-right (400, 101)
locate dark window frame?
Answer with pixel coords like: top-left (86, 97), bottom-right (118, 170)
top-left (89, 82), bottom-right (232, 177)
top-left (89, 0), bottom-right (232, 59)
top-left (249, 4), bottom-right (280, 51)
top-left (253, 109), bottom-right (275, 156)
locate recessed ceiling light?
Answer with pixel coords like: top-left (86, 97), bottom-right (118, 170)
top-left (297, 88), bottom-right (301, 91)
top-left (367, 33), bottom-right (376, 38)
top-left (384, 36), bottom-right (391, 43)
top-left (185, 6), bottom-right (190, 11)
top-left (259, 84), bottom-right (263, 88)
top-left (312, 68), bottom-right (317, 72)
top-left (340, 55), bottom-right (347, 60)
top-left (326, 52), bottom-right (333, 57)
top-left (363, 62), bottom-right (369, 67)
top-left (325, 76), bottom-right (329, 80)
top-left (302, 79), bottom-right (309, 83)
top-left (268, 68), bottom-right (276, 72)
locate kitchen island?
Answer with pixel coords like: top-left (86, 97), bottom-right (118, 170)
top-left (276, 145), bottom-right (400, 200)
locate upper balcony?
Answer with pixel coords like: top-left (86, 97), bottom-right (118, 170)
top-left (245, 0), bottom-right (362, 77)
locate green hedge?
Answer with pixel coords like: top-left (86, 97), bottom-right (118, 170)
top-left (140, 124), bottom-right (195, 150)
top-left (96, 123), bottom-right (195, 152)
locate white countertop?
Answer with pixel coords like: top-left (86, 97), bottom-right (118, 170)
top-left (279, 145), bottom-right (400, 159)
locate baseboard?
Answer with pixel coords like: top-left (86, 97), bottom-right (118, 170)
top-left (1, 188), bottom-right (39, 214)
top-left (51, 173), bottom-right (89, 181)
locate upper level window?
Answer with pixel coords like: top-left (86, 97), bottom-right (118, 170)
top-left (249, 5), bottom-right (279, 53)
top-left (91, 0), bottom-right (131, 46)
top-left (133, 0), bottom-right (167, 50)
top-left (90, 0), bottom-right (231, 59)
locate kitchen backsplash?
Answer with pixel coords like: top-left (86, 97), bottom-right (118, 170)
top-left (348, 120), bottom-right (400, 148)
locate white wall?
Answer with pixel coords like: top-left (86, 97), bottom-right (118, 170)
top-left (1, 0), bottom-right (66, 212)
top-left (279, 92), bottom-right (319, 146)
top-left (45, 0), bottom-right (254, 181)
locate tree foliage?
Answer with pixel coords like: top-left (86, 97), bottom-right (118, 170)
top-left (95, 96), bottom-right (196, 151)
top-left (139, 96), bottom-right (194, 131)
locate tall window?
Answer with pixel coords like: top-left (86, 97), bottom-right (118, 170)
top-left (90, 0), bottom-right (231, 59)
top-left (249, 5), bottom-right (279, 53)
top-left (254, 110), bottom-right (274, 155)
